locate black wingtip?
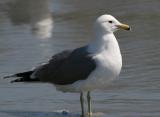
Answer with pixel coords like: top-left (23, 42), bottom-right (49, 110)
top-left (10, 79), bottom-right (20, 83)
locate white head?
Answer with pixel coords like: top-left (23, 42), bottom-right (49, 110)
top-left (95, 14), bottom-right (130, 34)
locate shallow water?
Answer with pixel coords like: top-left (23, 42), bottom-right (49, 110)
top-left (0, 0), bottom-right (160, 117)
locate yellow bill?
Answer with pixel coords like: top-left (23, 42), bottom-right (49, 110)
top-left (117, 24), bottom-right (131, 31)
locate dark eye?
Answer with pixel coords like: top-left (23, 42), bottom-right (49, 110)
top-left (108, 21), bottom-right (113, 23)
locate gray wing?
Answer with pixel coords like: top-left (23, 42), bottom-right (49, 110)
top-left (34, 46), bottom-right (96, 85)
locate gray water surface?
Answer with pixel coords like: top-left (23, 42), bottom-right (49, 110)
top-left (0, 0), bottom-right (160, 117)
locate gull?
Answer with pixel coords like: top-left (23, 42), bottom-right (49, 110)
top-left (4, 14), bottom-right (130, 117)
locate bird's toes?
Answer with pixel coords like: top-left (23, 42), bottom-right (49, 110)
top-left (87, 112), bottom-right (93, 117)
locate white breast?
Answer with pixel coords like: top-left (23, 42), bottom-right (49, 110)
top-left (86, 49), bottom-right (122, 89)
top-left (77, 33), bottom-right (122, 90)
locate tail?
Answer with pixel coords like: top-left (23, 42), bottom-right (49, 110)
top-left (3, 71), bottom-right (40, 83)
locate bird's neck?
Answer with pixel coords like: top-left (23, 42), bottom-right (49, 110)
top-left (88, 32), bottom-right (121, 55)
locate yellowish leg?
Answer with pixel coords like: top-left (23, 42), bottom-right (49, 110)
top-left (80, 92), bottom-right (85, 117)
top-left (87, 91), bottom-right (92, 117)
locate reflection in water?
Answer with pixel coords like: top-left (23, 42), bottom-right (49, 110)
top-left (28, 0), bottom-right (53, 39)
top-left (7, 0), bottom-right (54, 39)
